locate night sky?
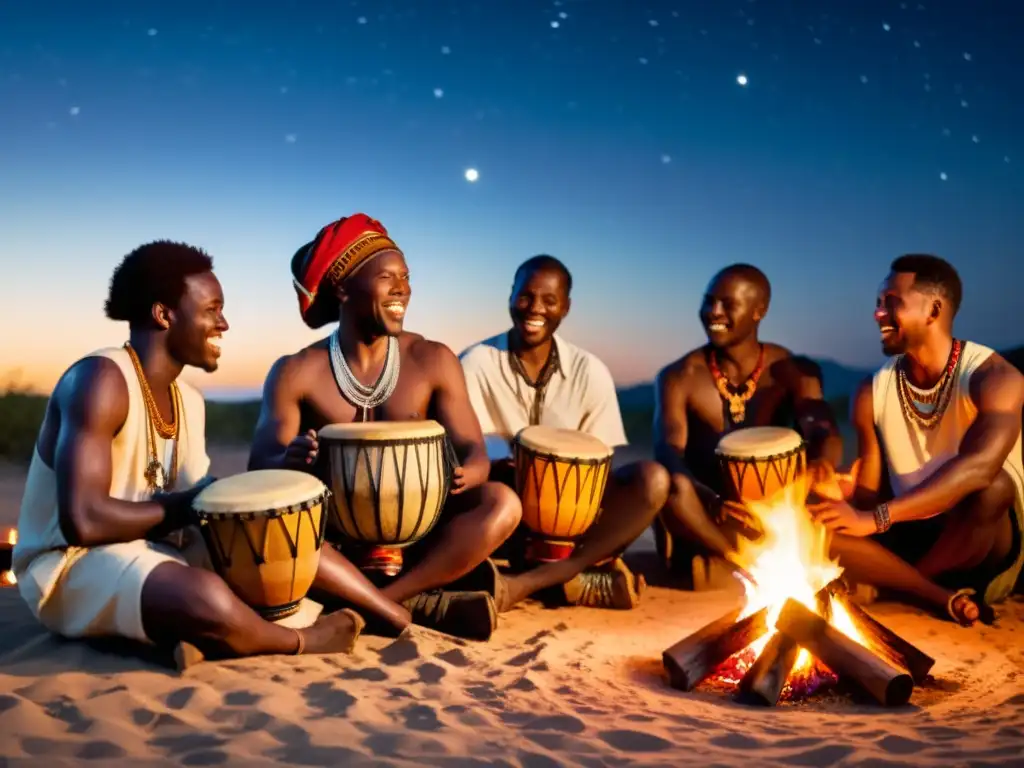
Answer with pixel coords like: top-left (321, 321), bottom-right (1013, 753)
top-left (2, 1), bottom-right (1021, 397)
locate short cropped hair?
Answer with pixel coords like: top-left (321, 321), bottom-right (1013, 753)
top-left (513, 254), bottom-right (573, 296)
top-left (104, 240), bottom-right (214, 328)
top-left (890, 253), bottom-right (962, 316)
top-left (717, 263), bottom-right (771, 308)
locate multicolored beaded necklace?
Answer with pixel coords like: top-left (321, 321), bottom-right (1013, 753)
top-left (895, 339), bottom-right (963, 429)
top-left (708, 345), bottom-right (765, 424)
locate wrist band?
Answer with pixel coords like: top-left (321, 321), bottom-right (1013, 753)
top-left (873, 502), bottom-right (892, 534)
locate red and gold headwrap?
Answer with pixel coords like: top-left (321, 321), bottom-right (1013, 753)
top-left (290, 213), bottom-right (403, 328)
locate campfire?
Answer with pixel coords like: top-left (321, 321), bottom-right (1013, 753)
top-left (663, 482), bottom-right (934, 707)
top-left (1, 527), bottom-right (16, 587)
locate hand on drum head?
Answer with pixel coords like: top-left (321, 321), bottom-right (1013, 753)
top-left (284, 429), bottom-right (319, 467)
top-left (150, 476), bottom-right (216, 538)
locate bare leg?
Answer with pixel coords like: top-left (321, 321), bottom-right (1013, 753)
top-left (141, 563), bottom-right (363, 659)
top-left (500, 460), bottom-right (671, 608)
top-left (310, 545), bottom-right (411, 634)
top-left (661, 471), bottom-right (735, 560)
top-left (379, 481), bottom-right (521, 604)
top-left (916, 470), bottom-right (1015, 579)
top-left (829, 534), bottom-right (981, 624)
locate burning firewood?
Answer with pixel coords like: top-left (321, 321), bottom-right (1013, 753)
top-left (736, 579), bottom-right (838, 706)
top-left (662, 605), bottom-right (771, 691)
top-left (775, 598), bottom-right (914, 707)
top-left (828, 587), bottom-right (935, 684)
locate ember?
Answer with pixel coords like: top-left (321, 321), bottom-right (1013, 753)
top-left (663, 478), bottom-right (933, 707)
top-left (1, 526), bottom-right (16, 587)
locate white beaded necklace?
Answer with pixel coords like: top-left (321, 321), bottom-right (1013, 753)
top-left (328, 329), bottom-right (401, 420)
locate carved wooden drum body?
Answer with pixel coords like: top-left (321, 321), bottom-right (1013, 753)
top-left (513, 425), bottom-right (613, 563)
top-left (192, 469), bottom-right (330, 621)
top-left (319, 420), bottom-right (453, 577)
top-left (715, 426), bottom-right (807, 505)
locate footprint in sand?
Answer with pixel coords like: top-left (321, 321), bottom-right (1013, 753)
top-left (165, 686), bottom-right (197, 710)
top-left (416, 661), bottom-right (446, 684)
top-left (400, 703), bottom-right (443, 731)
top-left (339, 667), bottom-right (389, 682)
top-left (222, 690), bottom-right (261, 706)
top-left (76, 740), bottom-right (126, 760)
top-left (878, 735), bottom-right (930, 755)
top-left (20, 736), bottom-right (63, 757)
top-left (302, 681), bottom-right (356, 718)
top-left (507, 676), bottom-right (537, 692)
top-left (525, 629), bottom-right (554, 645)
top-left (435, 648), bottom-right (472, 667)
top-left (523, 714), bottom-right (586, 734)
top-left (0, 694), bottom-right (19, 714)
top-left (376, 637), bottom-right (420, 666)
top-left (598, 729), bottom-right (673, 752)
top-left (147, 733), bottom-right (228, 757)
top-left (783, 745), bottom-right (856, 765)
top-left (518, 750), bottom-right (562, 768)
top-left (506, 644), bottom-right (546, 667)
top-left (710, 733), bottom-right (765, 750)
top-left (210, 707), bottom-right (273, 735)
top-left (43, 695), bottom-right (94, 734)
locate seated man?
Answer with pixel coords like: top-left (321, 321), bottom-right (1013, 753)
top-left (13, 241), bottom-right (411, 666)
top-left (248, 214), bottom-right (521, 640)
top-left (654, 263), bottom-right (843, 586)
top-left (810, 254), bottom-right (1023, 625)
top-left (459, 255), bottom-right (671, 610)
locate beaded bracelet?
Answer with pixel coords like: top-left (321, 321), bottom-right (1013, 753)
top-left (873, 502), bottom-right (892, 534)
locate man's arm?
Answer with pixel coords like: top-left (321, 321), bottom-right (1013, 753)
top-left (578, 357), bottom-right (629, 458)
top-left (432, 343), bottom-right (491, 491)
top-left (248, 355), bottom-right (312, 471)
top-left (886, 356), bottom-right (1024, 524)
top-left (789, 361), bottom-right (844, 469)
top-left (652, 366), bottom-right (712, 490)
top-left (846, 376), bottom-right (884, 509)
top-left (54, 358), bottom-right (196, 547)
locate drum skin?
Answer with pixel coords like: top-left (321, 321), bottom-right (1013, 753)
top-left (715, 426), bottom-right (807, 504)
top-left (318, 420), bottom-right (451, 550)
top-left (513, 426), bottom-right (613, 547)
top-left (192, 469), bottom-right (329, 621)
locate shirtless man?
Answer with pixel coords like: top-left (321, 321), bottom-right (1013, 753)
top-left (460, 255), bottom-right (671, 610)
top-left (248, 214), bottom-right (521, 640)
top-left (810, 254), bottom-right (1024, 625)
top-left (12, 241), bottom-right (410, 666)
top-left (654, 263), bottom-right (844, 583)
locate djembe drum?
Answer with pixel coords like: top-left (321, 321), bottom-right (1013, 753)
top-left (715, 426), bottom-right (807, 506)
top-left (318, 420), bottom-right (454, 577)
top-left (192, 469), bottom-right (330, 621)
top-left (513, 425), bottom-right (613, 563)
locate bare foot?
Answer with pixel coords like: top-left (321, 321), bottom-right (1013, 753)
top-left (947, 589), bottom-right (980, 626)
top-left (299, 608), bottom-right (365, 654)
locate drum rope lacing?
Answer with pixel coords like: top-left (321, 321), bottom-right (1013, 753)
top-left (329, 329), bottom-right (401, 419)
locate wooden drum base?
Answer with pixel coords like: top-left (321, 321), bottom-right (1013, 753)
top-left (254, 598), bottom-right (302, 622)
top-left (360, 545), bottom-right (404, 578)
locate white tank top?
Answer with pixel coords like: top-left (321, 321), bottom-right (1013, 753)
top-left (872, 341), bottom-right (1024, 508)
top-left (12, 346), bottom-right (210, 612)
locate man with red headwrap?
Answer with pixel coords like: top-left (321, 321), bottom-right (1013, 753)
top-left (248, 214), bottom-right (522, 641)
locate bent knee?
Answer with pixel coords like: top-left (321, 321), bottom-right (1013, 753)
top-left (480, 481), bottom-right (523, 534)
top-left (621, 460), bottom-right (671, 508)
top-left (962, 469), bottom-right (1016, 523)
top-left (143, 563), bottom-right (241, 630)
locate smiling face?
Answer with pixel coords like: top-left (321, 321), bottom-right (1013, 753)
top-left (162, 271), bottom-right (229, 372)
top-left (508, 266), bottom-right (570, 349)
top-left (339, 250), bottom-right (410, 337)
top-left (699, 271), bottom-right (765, 349)
top-left (874, 271), bottom-right (939, 356)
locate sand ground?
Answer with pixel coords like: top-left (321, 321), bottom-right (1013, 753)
top-left (1, 446), bottom-right (1023, 766)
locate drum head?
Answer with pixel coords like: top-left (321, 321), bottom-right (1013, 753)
top-left (715, 426), bottom-right (804, 458)
top-left (319, 420), bottom-right (446, 441)
top-left (193, 469), bottom-right (327, 516)
top-left (514, 425), bottom-right (613, 460)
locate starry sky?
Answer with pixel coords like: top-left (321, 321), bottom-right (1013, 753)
top-left (2, 1), bottom-right (1022, 399)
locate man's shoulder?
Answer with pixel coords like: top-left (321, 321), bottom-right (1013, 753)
top-left (657, 347), bottom-right (708, 385)
top-left (266, 339), bottom-right (330, 387)
top-left (405, 332), bottom-right (460, 369)
top-left (458, 333), bottom-right (507, 364)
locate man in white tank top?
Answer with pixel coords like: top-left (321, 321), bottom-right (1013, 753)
top-left (811, 255), bottom-right (1024, 625)
top-left (13, 241), bottom-right (411, 665)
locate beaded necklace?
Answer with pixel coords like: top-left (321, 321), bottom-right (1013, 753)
top-left (123, 342), bottom-right (181, 492)
top-left (328, 329), bottom-right (401, 420)
top-left (895, 339), bottom-right (963, 429)
top-left (708, 345), bottom-right (765, 425)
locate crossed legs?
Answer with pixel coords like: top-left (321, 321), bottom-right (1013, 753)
top-left (498, 460), bottom-right (671, 609)
top-left (141, 544), bottom-right (412, 658)
top-left (828, 470), bottom-right (1017, 624)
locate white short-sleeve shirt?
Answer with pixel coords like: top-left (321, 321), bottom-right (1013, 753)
top-left (459, 332), bottom-right (628, 459)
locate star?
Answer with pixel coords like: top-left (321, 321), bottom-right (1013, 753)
top-left (939, 172), bottom-right (948, 181)
top-left (69, 106), bottom-right (80, 116)
top-left (736, 73), bottom-right (748, 86)
top-left (433, 88), bottom-right (444, 98)
top-left (464, 168), bottom-right (479, 182)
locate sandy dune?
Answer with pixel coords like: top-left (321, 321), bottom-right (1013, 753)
top-left (2, 448), bottom-right (1024, 766)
